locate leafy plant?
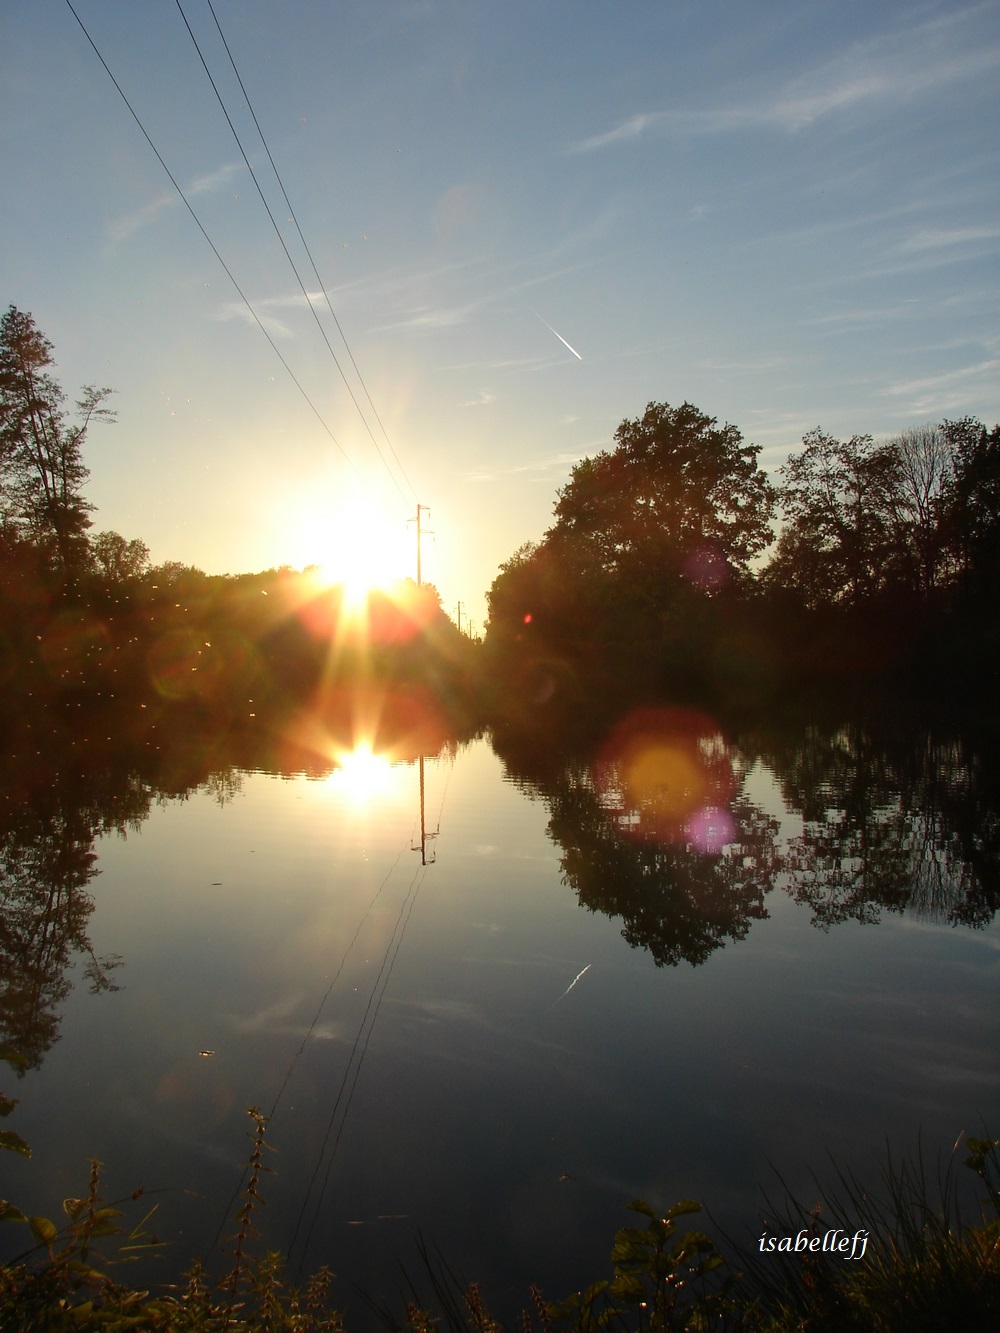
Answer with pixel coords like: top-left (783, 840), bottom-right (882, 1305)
top-left (545, 1198), bottom-right (739, 1332)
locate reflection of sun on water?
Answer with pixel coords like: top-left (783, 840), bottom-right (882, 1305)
top-left (327, 744), bottom-right (396, 805)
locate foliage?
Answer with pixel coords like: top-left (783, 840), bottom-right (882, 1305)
top-left (89, 531), bottom-right (150, 584)
top-left (766, 417), bottom-right (1000, 612)
top-left (0, 306), bottom-right (115, 575)
top-left (484, 402), bottom-right (775, 698)
top-left (766, 430), bottom-right (902, 609)
top-left (2, 1071), bottom-right (998, 1329)
top-left (740, 1135), bottom-right (1000, 1331)
top-left (0, 1107), bottom-right (345, 1331)
top-left (544, 1198), bottom-right (739, 1331)
top-left (550, 401), bottom-right (774, 584)
top-left (943, 417), bottom-right (1000, 589)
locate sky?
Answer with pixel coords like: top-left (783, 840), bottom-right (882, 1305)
top-left (2, 0), bottom-right (998, 629)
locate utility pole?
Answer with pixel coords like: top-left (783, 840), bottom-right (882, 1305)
top-left (412, 504), bottom-right (430, 587)
top-left (455, 600), bottom-right (464, 633)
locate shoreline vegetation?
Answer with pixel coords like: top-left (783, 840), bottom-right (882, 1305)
top-left (1, 306), bottom-right (999, 745)
top-left (1, 1099), bottom-right (998, 1330)
top-left (3, 306), bottom-right (1000, 1325)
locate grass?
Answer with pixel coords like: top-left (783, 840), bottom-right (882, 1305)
top-left (1, 1091), bottom-right (997, 1331)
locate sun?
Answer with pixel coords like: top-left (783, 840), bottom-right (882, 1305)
top-left (295, 491), bottom-right (413, 606)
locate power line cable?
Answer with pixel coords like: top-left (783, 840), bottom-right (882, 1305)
top-left (286, 863), bottom-right (423, 1274)
top-left (201, 0), bottom-right (418, 505)
top-left (207, 847), bottom-right (406, 1256)
top-left (63, 0), bottom-right (359, 477)
top-left (266, 849), bottom-right (404, 1126)
top-left (294, 872), bottom-right (423, 1277)
top-left (174, 0), bottom-right (414, 507)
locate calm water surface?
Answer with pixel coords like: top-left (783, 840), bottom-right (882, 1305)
top-left (3, 708), bottom-right (998, 1321)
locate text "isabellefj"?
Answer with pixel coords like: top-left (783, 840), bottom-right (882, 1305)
top-left (759, 1229), bottom-right (870, 1260)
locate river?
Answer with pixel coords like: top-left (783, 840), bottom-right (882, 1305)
top-left (1, 701), bottom-right (997, 1323)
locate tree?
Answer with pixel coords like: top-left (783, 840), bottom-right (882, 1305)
top-left (884, 424), bottom-right (956, 595)
top-left (766, 429), bottom-right (902, 608)
top-left (0, 306), bottom-right (114, 573)
top-left (484, 403), bottom-right (775, 694)
top-left (549, 400), bottom-right (775, 586)
top-left (942, 417), bottom-right (1000, 587)
top-left (90, 529), bottom-right (150, 583)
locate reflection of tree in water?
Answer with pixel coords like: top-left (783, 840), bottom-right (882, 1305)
top-left (498, 706), bottom-right (998, 962)
top-left (0, 741), bottom-right (252, 1072)
top-left (547, 769), bottom-right (780, 966)
top-left (498, 710), bottom-right (782, 968)
top-left (756, 720), bottom-right (1000, 930)
top-left (0, 697), bottom-right (469, 1075)
top-left (0, 794), bottom-right (128, 1073)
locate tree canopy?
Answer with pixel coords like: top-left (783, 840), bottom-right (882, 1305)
top-left (0, 305), bottom-right (115, 573)
top-left (549, 400), bottom-right (774, 585)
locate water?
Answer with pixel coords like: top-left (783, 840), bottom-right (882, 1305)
top-left (2, 704), bottom-right (997, 1322)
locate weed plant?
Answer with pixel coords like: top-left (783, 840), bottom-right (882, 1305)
top-left (2, 1051), bottom-right (998, 1332)
top-left (735, 1132), bottom-right (1000, 1331)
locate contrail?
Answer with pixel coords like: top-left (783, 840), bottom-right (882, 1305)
top-left (555, 963), bottom-right (591, 1003)
top-left (536, 312), bottom-right (583, 360)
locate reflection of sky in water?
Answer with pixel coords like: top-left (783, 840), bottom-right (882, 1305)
top-left (5, 738), bottom-right (998, 1322)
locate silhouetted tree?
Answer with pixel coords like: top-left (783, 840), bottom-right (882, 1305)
top-left (885, 424), bottom-right (955, 595)
top-left (943, 417), bottom-right (1000, 588)
top-left (0, 306), bottom-right (114, 574)
top-left (766, 430), bottom-right (902, 608)
top-left (549, 400), bottom-right (774, 586)
top-left (90, 529), bottom-right (150, 583)
top-left (485, 403), bottom-right (775, 694)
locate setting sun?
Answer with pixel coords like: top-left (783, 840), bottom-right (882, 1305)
top-left (281, 482), bottom-right (414, 606)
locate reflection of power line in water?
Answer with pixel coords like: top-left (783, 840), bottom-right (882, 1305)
top-left (288, 863), bottom-right (425, 1280)
top-left (209, 848), bottom-right (405, 1256)
top-left (290, 756), bottom-right (455, 1267)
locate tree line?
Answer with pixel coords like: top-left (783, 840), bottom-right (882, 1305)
top-left (0, 305), bottom-right (478, 727)
top-left (4, 303), bottom-right (998, 717)
top-left (484, 399), bottom-right (999, 707)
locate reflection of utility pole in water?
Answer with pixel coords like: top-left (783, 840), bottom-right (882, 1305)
top-left (412, 754), bottom-right (439, 865)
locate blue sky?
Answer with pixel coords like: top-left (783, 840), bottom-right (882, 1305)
top-left (2, 0), bottom-right (998, 627)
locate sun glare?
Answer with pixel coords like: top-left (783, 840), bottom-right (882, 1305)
top-left (328, 743), bottom-right (396, 805)
top-left (302, 497), bottom-right (412, 606)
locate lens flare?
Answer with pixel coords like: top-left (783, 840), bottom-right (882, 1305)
top-left (328, 743), bottom-right (395, 804)
top-left (592, 706), bottom-right (736, 850)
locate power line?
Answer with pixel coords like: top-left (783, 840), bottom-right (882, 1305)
top-left (63, 0), bottom-right (356, 483)
top-left (288, 863), bottom-right (425, 1278)
top-left (207, 847), bottom-right (406, 1258)
top-left (175, 0), bottom-right (416, 507)
top-left (201, 0), bottom-right (418, 505)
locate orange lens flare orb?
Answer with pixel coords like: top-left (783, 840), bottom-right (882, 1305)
top-left (592, 706), bottom-right (736, 850)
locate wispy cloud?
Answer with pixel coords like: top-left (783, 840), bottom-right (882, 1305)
top-left (570, 9), bottom-right (999, 151)
top-left (573, 113), bottom-right (657, 152)
top-left (462, 449), bottom-right (591, 484)
top-left (381, 302), bottom-right (478, 332)
top-left (106, 161), bottom-right (242, 245)
top-left (510, 449), bottom-right (594, 475)
top-left (695, 356), bottom-right (792, 374)
top-left (900, 225), bottom-right (1000, 253)
top-left (212, 288), bottom-right (328, 338)
top-left (885, 356), bottom-right (1000, 415)
top-left (462, 390), bottom-right (496, 407)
